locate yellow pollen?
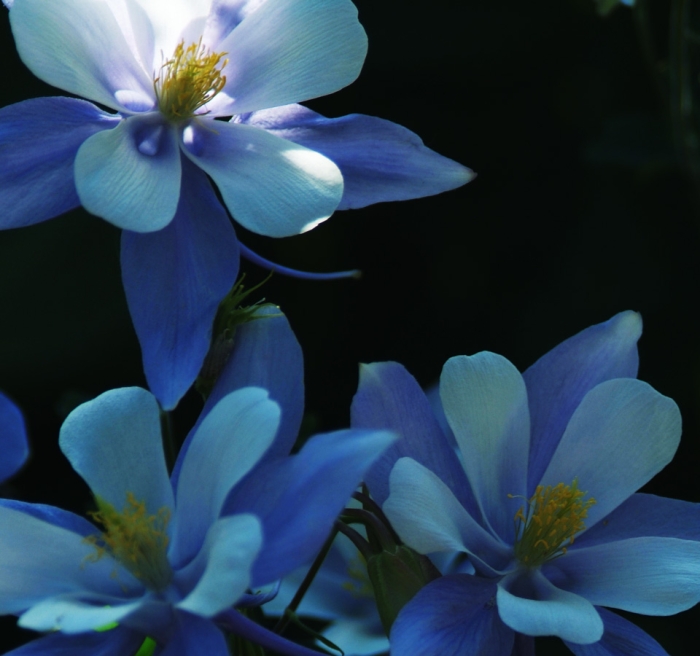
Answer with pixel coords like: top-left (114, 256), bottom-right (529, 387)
top-left (341, 554), bottom-right (374, 599)
top-left (84, 492), bottom-right (173, 591)
top-left (154, 38), bottom-right (228, 122)
top-left (510, 479), bottom-right (596, 568)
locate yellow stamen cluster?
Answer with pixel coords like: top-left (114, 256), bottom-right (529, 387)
top-left (510, 479), bottom-right (596, 568)
top-left (85, 492), bottom-right (173, 591)
top-left (154, 39), bottom-right (228, 122)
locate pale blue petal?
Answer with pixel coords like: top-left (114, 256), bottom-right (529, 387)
top-left (10, 0), bottom-right (153, 111)
top-left (159, 611), bottom-right (229, 656)
top-left (547, 537), bottom-right (700, 615)
top-left (182, 120), bottom-right (342, 236)
top-left (390, 575), bottom-right (514, 656)
top-left (225, 428), bottom-right (397, 587)
top-left (75, 115), bottom-right (180, 231)
top-left (1, 626), bottom-right (145, 656)
top-left (240, 104), bottom-right (473, 209)
top-left (350, 361), bottom-right (471, 509)
top-left (0, 391), bottom-right (28, 482)
top-left (523, 311), bottom-right (641, 491)
top-left (217, 0), bottom-right (367, 115)
top-left (202, 0), bottom-right (264, 45)
top-left (177, 514), bottom-right (262, 616)
top-left (170, 388), bottom-right (279, 567)
top-left (0, 98), bottom-right (120, 228)
top-left (440, 353), bottom-right (530, 541)
top-left (120, 159), bottom-right (239, 410)
top-left (59, 387), bottom-right (174, 515)
top-left (384, 458), bottom-right (511, 574)
top-left (539, 379), bottom-right (681, 528)
top-left (0, 506), bottom-right (133, 614)
top-left (0, 500), bottom-right (95, 537)
top-left (497, 569), bottom-right (603, 644)
top-left (564, 607), bottom-right (669, 656)
top-left (323, 619), bottom-right (389, 656)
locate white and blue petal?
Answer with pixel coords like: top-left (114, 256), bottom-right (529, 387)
top-left (390, 575), bottom-right (514, 656)
top-left (59, 387), bottom-right (174, 515)
top-left (182, 119), bottom-right (343, 237)
top-left (75, 114), bottom-right (181, 232)
top-left (0, 499), bottom-right (96, 537)
top-left (0, 391), bottom-right (28, 482)
top-left (538, 378), bottom-right (681, 528)
top-left (523, 311), bottom-right (641, 489)
top-left (217, 0), bottom-right (367, 115)
top-left (241, 105), bottom-right (473, 209)
top-left (0, 97), bottom-right (120, 229)
top-left (120, 158), bottom-right (239, 410)
top-left (440, 353), bottom-right (530, 541)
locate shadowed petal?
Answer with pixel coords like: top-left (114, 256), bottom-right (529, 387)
top-left (0, 391), bottom-right (28, 482)
top-left (75, 115), bottom-right (180, 231)
top-left (391, 575), bottom-right (514, 656)
top-left (1, 625), bottom-right (144, 656)
top-left (241, 105), bottom-right (473, 209)
top-left (120, 159), bottom-right (239, 410)
top-left (182, 120), bottom-right (342, 236)
top-left (159, 611), bottom-right (229, 656)
top-left (523, 311), bottom-right (641, 490)
top-left (0, 98), bottom-right (120, 228)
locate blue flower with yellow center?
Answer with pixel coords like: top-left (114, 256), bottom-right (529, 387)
top-left (351, 311), bottom-right (700, 655)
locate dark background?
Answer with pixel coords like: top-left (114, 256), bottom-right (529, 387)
top-left (1, 0), bottom-right (699, 653)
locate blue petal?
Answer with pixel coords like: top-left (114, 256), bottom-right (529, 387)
top-left (350, 362), bottom-right (471, 508)
top-left (0, 499), bottom-right (95, 537)
top-left (159, 612), bottom-right (229, 656)
top-left (390, 575), bottom-right (514, 656)
top-left (564, 607), bottom-right (669, 656)
top-left (1, 626), bottom-right (145, 656)
top-left (75, 115), bottom-right (180, 232)
top-left (575, 493), bottom-right (700, 547)
top-left (224, 428), bottom-right (397, 587)
top-left (523, 311), bottom-right (641, 490)
top-left (203, 0), bottom-right (259, 45)
top-left (0, 391), bottom-right (28, 482)
top-left (241, 105), bottom-right (473, 210)
top-left (121, 159), bottom-right (239, 410)
top-left (0, 97), bottom-right (119, 228)
top-left (59, 387), bottom-right (174, 518)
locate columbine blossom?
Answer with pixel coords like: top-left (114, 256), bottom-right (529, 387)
top-left (0, 391), bottom-right (28, 484)
top-left (0, 0), bottom-right (473, 410)
top-left (0, 309), bottom-right (396, 655)
top-left (351, 311), bottom-right (700, 655)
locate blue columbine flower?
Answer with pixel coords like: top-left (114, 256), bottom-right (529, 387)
top-left (0, 0), bottom-right (473, 410)
top-left (0, 309), bottom-right (396, 656)
top-left (0, 391), bottom-right (29, 483)
top-left (351, 311), bottom-right (700, 655)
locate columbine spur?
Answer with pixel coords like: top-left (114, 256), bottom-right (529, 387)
top-left (0, 391), bottom-right (28, 484)
top-left (0, 0), bottom-right (473, 410)
top-left (0, 309), bottom-right (396, 656)
top-left (351, 311), bottom-right (700, 655)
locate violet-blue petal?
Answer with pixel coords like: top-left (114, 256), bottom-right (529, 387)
top-left (182, 119), bottom-right (343, 237)
top-left (158, 611), bottom-right (229, 656)
top-left (440, 353), bottom-right (530, 541)
top-left (539, 379), bottom-right (681, 529)
top-left (523, 311), bottom-right (641, 489)
top-left (497, 569), bottom-right (603, 644)
top-left (10, 0), bottom-right (154, 111)
top-left (218, 0), bottom-right (367, 115)
top-left (350, 361), bottom-right (471, 509)
top-left (0, 391), bottom-right (28, 482)
top-left (202, 0), bottom-right (262, 45)
top-left (564, 607), bottom-right (669, 656)
top-left (546, 537), bottom-right (700, 615)
top-left (241, 104), bottom-right (473, 209)
top-left (59, 387), bottom-right (174, 516)
top-left (120, 159), bottom-right (239, 410)
top-left (390, 575), bottom-right (514, 656)
top-left (1, 625), bottom-right (145, 656)
top-left (0, 499), bottom-right (94, 537)
top-left (75, 115), bottom-right (180, 232)
top-left (0, 97), bottom-right (120, 228)
top-left (225, 428), bottom-right (396, 587)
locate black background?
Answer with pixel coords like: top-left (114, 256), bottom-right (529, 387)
top-left (1, 0), bottom-right (699, 653)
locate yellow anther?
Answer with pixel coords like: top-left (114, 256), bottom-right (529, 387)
top-left (154, 38), bottom-right (228, 122)
top-left (511, 479), bottom-right (596, 568)
top-left (85, 492), bottom-right (173, 591)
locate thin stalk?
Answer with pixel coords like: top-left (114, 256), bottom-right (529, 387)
top-left (340, 507), bottom-right (396, 552)
top-left (334, 519), bottom-right (373, 561)
top-left (352, 491), bottom-right (401, 543)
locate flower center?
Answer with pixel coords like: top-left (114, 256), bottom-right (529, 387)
top-left (154, 39), bottom-right (228, 122)
top-left (85, 492), bottom-right (173, 591)
top-left (510, 479), bottom-right (596, 568)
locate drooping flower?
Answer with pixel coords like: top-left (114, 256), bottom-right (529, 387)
top-left (0, 308), bottom-right (396, 656)
top-left (351, 311), bottom-right (700, 655)
top-left (0, 0), bottom-right (473, 410)
top-left (0, 391), bottom-right (29, 483)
